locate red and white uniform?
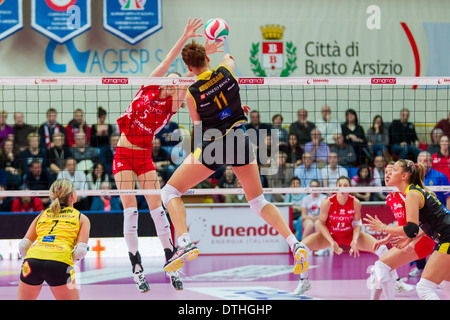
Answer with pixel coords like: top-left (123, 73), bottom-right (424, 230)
top-left (326, 194), bottom-right (356, 245)
top-left (113, 86), bottom-right (175, 176)
top-left (386, 192), bottom-right (435, 259)
top-left (117, 85), bottom-right (174, 149)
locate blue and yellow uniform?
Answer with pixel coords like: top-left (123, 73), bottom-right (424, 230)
top-left (405, 184), bottom-right (450, 253)
top-left (188, 65), bottom-right (255, 171)
top-left (21, 207), bottom-right (81, 286)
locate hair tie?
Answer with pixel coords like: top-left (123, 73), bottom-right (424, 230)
top-left (415, 163), bottom-right (418, 168)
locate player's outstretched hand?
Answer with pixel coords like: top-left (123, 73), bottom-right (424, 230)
top-left (183, 17), bottom-right (203, 40)
top-left (204, 40), bottom-right (225, 55)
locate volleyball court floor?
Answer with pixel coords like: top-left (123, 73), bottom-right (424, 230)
top-left (0, 250), bottom-right (441, 300)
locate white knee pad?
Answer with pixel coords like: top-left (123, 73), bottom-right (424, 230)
top-left (248, 194), bottom-right (270, 217)
top-left (161, 184), bottom-right (183, 208)
top-left (375, 245), bottom-right (389, 258)
top-left (417, 278), bottom-right (440, 300)
top-left (440, 280), bottom-right (450, 299)
top-left (150, 206), bottom-right (171, 236)
top-left (374, 261), bottom-right (392, 283)
top-left (123, 207), bottom-right (139, 235)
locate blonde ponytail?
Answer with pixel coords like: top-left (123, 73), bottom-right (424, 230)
top-left (49, 178), bottom-right (75, 214)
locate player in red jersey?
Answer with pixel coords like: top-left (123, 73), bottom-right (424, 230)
top-left (113, 17), bottom-right (224, 293)
top-left (366, 162), bottom-right (435, 300)
top-left (293, 176), bottom-right (389, 295)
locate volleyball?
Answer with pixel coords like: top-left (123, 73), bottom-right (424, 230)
top-left (204, 18), bottom-right (229, 42)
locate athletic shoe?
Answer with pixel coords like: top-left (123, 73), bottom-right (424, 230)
top-left (292, 242), bottom-right (308, 274)
top-left (293, 278), bottom-right (312, 295)
top-left (166, 270), bottom-right (183, 291)
top-left (408, 267), bottom-right (422, 277)
top-left (133, 271), bottom-right (150, 293)
top-left (163, 242), bottom-right (199, 272)
top-left (395, 278), bottom-right (415, 292)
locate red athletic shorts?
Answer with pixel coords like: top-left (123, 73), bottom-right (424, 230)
top-left (331, 231), bottom-right (354, 246)
top-left (112, 146), bottom-right (156, 177)
top-left (414, 235), bottom-right (436, 260)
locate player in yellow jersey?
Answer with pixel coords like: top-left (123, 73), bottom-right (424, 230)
top-left (18, 178), bottom-right (90, 300)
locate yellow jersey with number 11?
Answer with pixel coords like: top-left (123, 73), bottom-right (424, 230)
top-left (25, 207), bottom-right (81, 266)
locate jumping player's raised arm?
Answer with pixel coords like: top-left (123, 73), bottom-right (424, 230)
top-left (150, 18), bottom-right (203, 78)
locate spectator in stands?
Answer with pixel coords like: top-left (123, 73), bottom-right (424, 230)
top-left (20, 133), bottom-right (48, 175)
top-left (431, 134), bottom-right (450, 178)
top-left (389, 108), bottom-right (421, 161)
top-left (284, 176), bottom-right (306, 239)
top-left (304, 129), bottom-right (329, 169)
top-left (321, 151), bottom-right (349, 188)
top-left (0, 138), bottom-right (22, 189)
top-left (72, 132), bottom-right (99, 174)
top-left (48, 132), bottom-right (73, 178)
top-left (152, 137), bottom-right (175, 180)
top-left (38, 108), bottom-right (66, 152)
top-left (289, 108), bottom-right (315, 148)
top-left (156, 120), bottom-right (180, 154)
top-left (342, 109), bottom-right (372, 165)
top-left (433, 111), bottom-right (450, 138)
top-left (280, 133), bottom-right (304, 168)
top-left (351, 164), bottom-right (381, 202)
top-left (87, 162), bottom-right (110, 190)
top-left (372, 155), bottom-right (386, 187)
top-left (13, 112), bottom-right (36, 152)
top-left (0, 110), bottom-right (13, 147)
top-left (300, 179), bottom-right (327, 240)
top-left (90, 181), bottom-right (122, 212)
top-left (217, 164), bottom-right (236, 189)
top-left (316, 105), bottom-right (342, 145)
top-left (246, 110), bottom-right (271, 159)
top-left (23, 159), bottom-right (51, 206)
top-left (265, 151), bottom-right (295, 202)
top-left (0, 184), bottom-right (12, 211)
top-left (418, 151), bottom-right (450, 208)
top-left (90, 106), bottom-right (115, 148)
top-left (427, 128), bottom-right (443, 155)
top-left (99, 133), bottom-right (119, 176)
top-left (294, 152), bottom-right (322, 188)
top-left (56, 157), bottom-right (88, 210)
top-left (225, 178), bottom-right (247, 203)
top-left (271, 114), bottom-right (289, 148)
top-left (11, 191), bottom-right (44, 213)
top-left (66, 108), bottom-right (91, 147)
top-left (330, 133), bottom-right (357, 167)
top-left (367, 115), bottom-right (391, 164)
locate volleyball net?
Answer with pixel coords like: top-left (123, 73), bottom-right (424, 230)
top-left (0, 76), bottom-right (449, 202)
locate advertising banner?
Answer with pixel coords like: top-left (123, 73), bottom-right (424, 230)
top-left (185, 205), bottom-right (291, 255)
top-left (103, 0), bottom-right (162, 45)
top-left (0, 0), bottom-right (23, 41)
top-left (31, 0), bottom-right (91, 44)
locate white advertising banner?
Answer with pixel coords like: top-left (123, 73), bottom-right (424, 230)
top-left (185, 205), bottom-right (292, 255)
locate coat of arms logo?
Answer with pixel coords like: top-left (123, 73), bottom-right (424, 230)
top-left (250, 24), bottom-right (297, 77)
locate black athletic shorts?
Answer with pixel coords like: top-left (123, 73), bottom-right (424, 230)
top-left (20, 258), bottom-right (74, 287)
top-left (193, 130), bottom-right (256, 171)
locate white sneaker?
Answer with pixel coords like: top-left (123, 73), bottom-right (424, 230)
top-left (293, 278), bottom-right (312, 295)
top-left (408, 267), bottom-right (422, 277)
top-left (133, 271), bottom-right (150, 293)
top-left (314, 248), bottom-right (332, 256)
top-left (395, 278), bottom-right (415, 292)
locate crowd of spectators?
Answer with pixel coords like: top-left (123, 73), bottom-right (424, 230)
top-left (1, 105), bottom-right (449, 225)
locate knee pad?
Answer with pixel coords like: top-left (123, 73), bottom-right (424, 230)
top-left (440, 280), bottom-right (450, 299)
top-left (248, 194), bottom-right (270, 217)
top-left (375, 244), bottom-right (389, 258)
top-left (161, 184), bottom-right (183, 208)
top-left (416, 278), bottom-right (440, 300)
top-left (123, 207), bottom-right (139, 235)
top-left (374, 261), bottom-right (392, 283)
top-left (150, 206), bottom-right (171, 236)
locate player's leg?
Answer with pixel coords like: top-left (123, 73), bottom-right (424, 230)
top-left (232, 161), bottom-right (307, 274)
top-left (18, 281), bottom-right (42, 300)
top-left (49, 284), bottom-right (80, 300)
top-left (162, 153), bottom-right (215, 272)
top-left (417, 249), bottom-right (450, 300)
top-left (136, 170), bottom-right (183, 290)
